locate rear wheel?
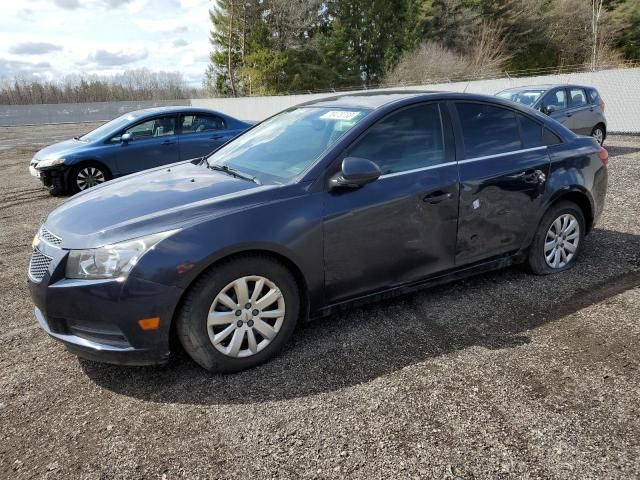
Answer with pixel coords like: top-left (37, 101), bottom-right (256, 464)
top-left (177, 255), bottom-right (300, 373)
top-left (591, 124), bottom-right (605, 145)
top-left (528, 201), bottom-right (585, 275)
top-left (69, 162), bottom-right (109, 193)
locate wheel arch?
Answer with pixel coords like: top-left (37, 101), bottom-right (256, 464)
top-left (66, 158), bottom-right (113, 179)
top-left (168, 248), bottom-right (311, 352)
top-left (545, 187), bottom-right (594, 234)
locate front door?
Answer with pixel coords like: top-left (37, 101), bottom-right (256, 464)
top-left (540, 88), bottom-right (570, 126)
top-left (451, 101), bottom-right (550, 265)
top-left (110, 115), bottom-right (180, 175)
top-left (323, 103), bottom-right (459, 304)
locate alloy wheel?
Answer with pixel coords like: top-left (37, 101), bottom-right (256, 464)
top-left (592, 127), bottom-right (604, 145)
top-left (544, 213), bottom-right (580, 269)
top-left (76, 166), bottom-right (106, 190)
top-left (207, 275), bottom-right (285, 358)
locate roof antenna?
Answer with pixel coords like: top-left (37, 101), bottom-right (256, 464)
top-left (463, 82), bottom-right (470, 93)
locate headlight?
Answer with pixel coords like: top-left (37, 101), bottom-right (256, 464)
top-left (65, 230), bottom-right (179, 280)
top-left (36, 158), bottom-right (65, 169)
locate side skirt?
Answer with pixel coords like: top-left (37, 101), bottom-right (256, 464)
top-left (313, 253), bottom-right (525, 319)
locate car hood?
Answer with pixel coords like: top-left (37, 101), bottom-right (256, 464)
top-left (45, 161), bottom-right (274, 249)
top-left (33, 139), bottom-right (86, 162)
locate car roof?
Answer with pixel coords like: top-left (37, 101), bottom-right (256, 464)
top-left (499, 84), bottom-right (596, 92)
top-left (297, 90), bottom-right (555, 113)
top-left (297, 90), bottom-right (442, 110)
top-left (131, 106), bottom-right (227, 116)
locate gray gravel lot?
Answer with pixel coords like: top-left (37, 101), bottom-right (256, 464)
top-left (0, 124), bottom-right (639, 479)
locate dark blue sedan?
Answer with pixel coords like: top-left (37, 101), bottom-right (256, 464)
top-left (28, 92), bottom-right (608, 372)
top-left (29, 106), bottom-right (251, 194)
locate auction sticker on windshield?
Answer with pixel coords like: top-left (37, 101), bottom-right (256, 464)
top-left (320, 111), bottom-right (361, 121)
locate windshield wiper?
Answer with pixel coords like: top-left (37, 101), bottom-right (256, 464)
top-left (209, 163), bottom-right (261, 185)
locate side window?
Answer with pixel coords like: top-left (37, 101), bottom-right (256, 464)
top-left (345, 103), bottom-right (445, 175)
top-left (588, 89), bottom-right (600, 104)
top-left (456, 103), bottom-right (521, 158)
top-left (542, 90), bottom-right (567, 111)
top-left (112, 117), bottom-right (176, 142)
top-left (569, 88), bottom-right (588, 108)
top-left (181, 114), bottom-right (226, 134)
top-left (543, 128), bottom-right (563, 145)
top-left (517, 114), bottom-right (543, 148)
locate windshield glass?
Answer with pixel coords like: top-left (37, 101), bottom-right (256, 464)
top-left (79, 113), bottom-right (140, 142)
top-left (206, 107), bottom-right (369, 184)
top-left (496, 89), bottom-right (546, 107)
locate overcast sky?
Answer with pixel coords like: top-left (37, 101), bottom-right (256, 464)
top-left (1, 0), bottom-right (213, 86)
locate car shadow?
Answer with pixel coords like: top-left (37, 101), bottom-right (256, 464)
top-left (606, 143), bottom-right (640, 158)
top-left (81, 228), bottom-right (640, 405)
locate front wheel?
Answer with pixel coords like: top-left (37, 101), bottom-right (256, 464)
top-left (177, 255), bottom-right (300, 373)
top-left (528, 201), bottom-right (585, 275)
top-left (69, 163), bottom-right (109, 193)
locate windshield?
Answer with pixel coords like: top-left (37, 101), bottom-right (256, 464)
top-left (205, 107), bottom-right (369, 184)
top-left (496, 89), bottom-right (546, 107)
top-left (79, 113), bottom-right (140, 142)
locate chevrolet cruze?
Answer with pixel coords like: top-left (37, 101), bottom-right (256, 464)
top-left (28, 92), bottom-right (608, 372)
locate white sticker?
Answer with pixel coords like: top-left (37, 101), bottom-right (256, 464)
top-left (320, 111), bottom-right (360, 121)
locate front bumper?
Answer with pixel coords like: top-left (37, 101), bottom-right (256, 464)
top-left (30, 163), bottom-right (69, 192)
top-left (28, 243), bottom-right (184, 366)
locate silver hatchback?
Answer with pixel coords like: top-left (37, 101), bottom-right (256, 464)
top-left (496, 84), bottom-right (607, 145)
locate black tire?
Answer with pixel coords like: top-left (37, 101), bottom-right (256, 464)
top-left (591, 123), bottom-right (606, 146)
top-left (68, 162), bottom-right (110, 194)
top-left (177, 255), bottom-right (300, 373)
top-left (528, 200), bottom-right (586, 275)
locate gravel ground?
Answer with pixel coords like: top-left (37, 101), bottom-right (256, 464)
top-left (0, 125), bottom-right (639, 479)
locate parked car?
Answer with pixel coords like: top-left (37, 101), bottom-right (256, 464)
top-left (28, 92), bottom-right (608, 373)
top-left (496, 84), bottom-right (607, 145)
top-left (29, 106), bottom-right (252, 195)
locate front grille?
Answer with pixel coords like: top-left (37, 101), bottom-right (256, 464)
top-left (28, 249), bottom-right (53, 282)
top-left (40, 226), bottom-right (62, 246)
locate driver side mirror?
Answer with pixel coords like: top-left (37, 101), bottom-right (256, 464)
top-left (121, 132), bottom-right (132, 143)
top-left (330, 157), bottom-right (381, 190)
top-left (542, 105), bottom-right (557, 115)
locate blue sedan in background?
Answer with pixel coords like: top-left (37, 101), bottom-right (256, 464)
top-left (29, 106), bottom-right (252, 194)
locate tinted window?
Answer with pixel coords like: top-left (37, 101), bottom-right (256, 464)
top-left (111, 117), bottom-right (176, 142)
top-left (543, 128), bottom-right (562, 145)
top-left (588, 89), bottom-right (600, 104)
top-left (542, 90), bottom-right (567, 110)
top-left (456, 103), bottom-right (521, 158)
top-left (518, 114), bottom-right (543, 148)
top-left (345, 103), bottom-right (445, 174)
top-left (569, 88), bottom-right (588, 107)
top-left (181, 114), bottom-right (225, 134)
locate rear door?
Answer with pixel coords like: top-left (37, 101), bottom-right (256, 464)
top-left (322, 102), bottom-right (459, 303)
top-left (451, 101), bottom-right (550, 265)
top-left (178, 113), bottom-right (236, 160)
top-left (109, 115), bottom-right (180, 174)
top-left (565, 87), bottom-right (593, 134)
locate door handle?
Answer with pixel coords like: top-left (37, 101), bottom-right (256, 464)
top-left (162, 140), bottom-right (175, 145)
top-left (423, 191), bottom-right (453, 204)
top-left (566, 113), bottom-right (572, 117)
top-left (209, 135), bottom-right (225, 140)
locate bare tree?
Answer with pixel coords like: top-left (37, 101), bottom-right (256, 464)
top-left (592, 0), bottom-right (604, 70)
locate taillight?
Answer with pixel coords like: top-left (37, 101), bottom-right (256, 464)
top-left (598, 146), bottom-right (609, 167)
top-left (600, 99), bottom-right (605, 112)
